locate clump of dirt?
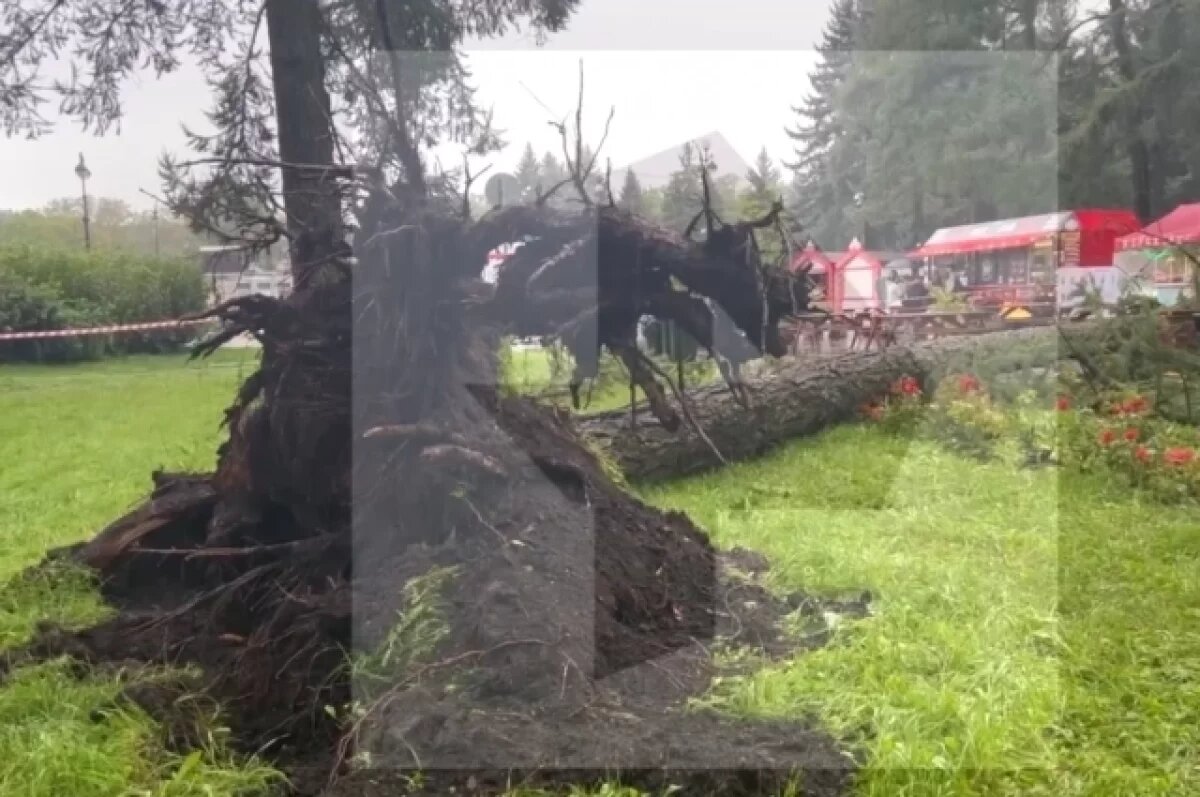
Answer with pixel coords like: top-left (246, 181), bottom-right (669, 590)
top-left (4, 203), bottom-right (855, 796)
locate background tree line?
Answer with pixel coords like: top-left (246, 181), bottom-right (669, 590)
top-left (786, 0), bottom-right (1200, 251)
top-left (0, 197), bottom-right (207, 257)
top-left (0, 245), bottom-right (206, 363)
top-left (506, 140), bottom-right (788, 255)
top-left (0, 199), bottom-right (210, 362)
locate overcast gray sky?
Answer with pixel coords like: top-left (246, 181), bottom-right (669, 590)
top-left (0, 0), bottom-right (833, 211)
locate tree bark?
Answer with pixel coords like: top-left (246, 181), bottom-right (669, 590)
top-left (1018, 0), bottom-right (1039, 50)
top-left (580, 325), bottom-right (1077, 482)
top-left (265, 0), bottom-right (345, 284)
top-left (1107, 0), bottom-right (1153, 223)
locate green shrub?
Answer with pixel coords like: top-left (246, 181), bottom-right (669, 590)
top-left (1059, 311), bottom-right (1200, 423)
top-left (0, 245), bottom-right (205, 363)
top-left (925, 373), bottom-right (1009, 460)
top-left (865, 373), bottom-right (1041, 462)
top-left (0, 272), bottom-right (109, 363)
top-left (861, 375), bottom-right (925, 435)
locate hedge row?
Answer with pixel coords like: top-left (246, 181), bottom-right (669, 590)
top-left (0, 245), bottom-right (206, 363)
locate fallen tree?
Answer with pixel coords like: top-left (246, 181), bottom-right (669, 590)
top-left (20, 3), bottom-right (1115, 793)
top-left (580, 324), bottom-right (1083, 481)
top-left (0, 10), bottom-right (869, 792)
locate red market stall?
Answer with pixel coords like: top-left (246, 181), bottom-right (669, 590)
top-left (789, 240), bottom-right (835, 275)
top-left (1115, 203), bottom-right (1200, 306)
top-left (1117, 203), bottom-right (1200, 249)
top-left (789, 241), bottom-right (837, 308)
top-left (911, 209), bottom-right (1140, 311)
top-left (831, 239), bottom-right (911, 313)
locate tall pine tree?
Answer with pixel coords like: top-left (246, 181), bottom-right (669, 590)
top-left (1057, 0), bottom-right (1200, 217)
top-left (514, 143), bottom-right (541, 201)
top-left (785, 0), bottom-right (860, 173)
top-left (740, 147), bottom-right (786, 260)
top-left (784, 0), bottom-right (865, 247)
top-left (660, 142), bottom-right (703, 233)
top-left (619, 169), bottom-right (646, 214)
top-left (535, 151), bottom-right (570, 208)
top-left (743, 147), bottom-right (783, 210)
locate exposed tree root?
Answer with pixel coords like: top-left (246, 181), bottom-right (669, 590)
top-left (2, 198), bottom-right (853, 795)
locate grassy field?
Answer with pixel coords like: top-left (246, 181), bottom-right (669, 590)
top-left (645, 429), bottom-right (1200, 796)
top-left (1, 353), bottom-right (1197, 796)
top-left (0, 350), bottom-right (283, 796)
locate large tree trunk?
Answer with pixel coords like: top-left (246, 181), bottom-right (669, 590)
top-left (581, 325), bottom-right (1072, 481)
top-left (1108, 0), bottom-right (1153, 222)
top-left (265, 0), bottom-right (345, 284)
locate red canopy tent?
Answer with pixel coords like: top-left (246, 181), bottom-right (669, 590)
top-left (1114, 204), bottom-right (1200, 303)
top-left (789, 241), bottom-right (837, 309)
top-left (482, 241), bottom-right (524, 284)
top-left (912, 209), bottom-right (1139, 309)
top-left (913, 209), bottom-right (1139, 267)
top-left (914, 212), bottom-right (1072, 258)
top-left (1115, 203), bottom-right (1200, 251)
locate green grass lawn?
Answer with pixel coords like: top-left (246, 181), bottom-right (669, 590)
top-left (644, 427), bottom-right (1200, 797)
top-left (0, 350), bottom-right (283, 796)
top-left (1, 353), bottom-right (1197, 796)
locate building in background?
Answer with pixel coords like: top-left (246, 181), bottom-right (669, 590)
top-left (912, 209), bottom-right (1141, 311)
top-left (198, 243), bottom-right (292, 304)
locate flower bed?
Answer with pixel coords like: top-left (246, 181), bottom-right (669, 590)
top-left (1057, 389), bottom-right (1200, 502)
top-left (862, 372), bottom-right (1200, 502)
top-left (863, 372), bottom-right (1015, 460)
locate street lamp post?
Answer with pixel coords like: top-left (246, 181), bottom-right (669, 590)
top-left (152, 198), bottom-right (160, 257)
top-left (75, 153), bottom-right (92, 250)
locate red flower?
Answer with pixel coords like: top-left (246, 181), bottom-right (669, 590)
top-left (862, 402), bottom-right (884, 421)
top-left (1123, 427), bottom-right (1140, 442)
top-left (1108, 396), bottom-right (1147, 417)
top-left (891, 376), bottom-right (921, 397)
top-left (1056, 395), bottom-right (1071, 412)
top-left (1097, 428), bottom-right (1117, 446)
top-left (1118, 396), bottom-right (1149, 416)
top-left (957, 374), bottom-right (982, 394)
top-left (1134, 445), bottom-right (1153, 464)
top-left (1163, 447), bottom-right (1196, 467)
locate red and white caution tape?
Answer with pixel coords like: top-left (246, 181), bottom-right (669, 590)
top-left (0, 318), bottom-right (210, 342)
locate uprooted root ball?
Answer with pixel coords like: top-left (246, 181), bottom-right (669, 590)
top-left (7, 204), bottom-right (849, 796)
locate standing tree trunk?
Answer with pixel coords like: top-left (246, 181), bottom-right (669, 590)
top-left (1108, 0), bottom-right (1153, 222)
top-left (1018, 0), bottom-right (1039, 51)
top-left (265, 0), bottom-right (346, 285)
